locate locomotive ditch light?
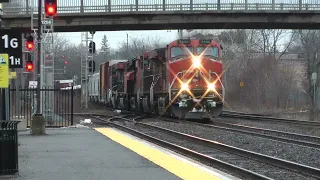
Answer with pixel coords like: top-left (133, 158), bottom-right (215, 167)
top-left (181, 83), bottom-right (189, 91)
top-left (208, 83), bottom-right (215, 91)
top-left (193, 56), bottom-right (201, 68)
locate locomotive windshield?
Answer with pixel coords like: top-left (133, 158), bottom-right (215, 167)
top-left (196, 46), bottom-right (219, 58)
top-left (170, 47), bottom-right (193, 61)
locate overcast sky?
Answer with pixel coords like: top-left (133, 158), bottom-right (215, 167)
top-left (57, 30), bottom-right (179, 50)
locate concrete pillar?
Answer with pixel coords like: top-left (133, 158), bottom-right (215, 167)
top-left (31, 114), bottom-right (46, 135)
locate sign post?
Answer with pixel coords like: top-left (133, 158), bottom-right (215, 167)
top-left (0, 54), bottom-right (9, 121)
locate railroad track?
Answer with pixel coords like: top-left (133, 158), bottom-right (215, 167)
top-left (72, 111), bottom-right (320, 148)
top-left (185, 120), bottom-right (320, 149)
top-left (91, 115), bottom-right (320, 180)
top-left (221, 111), bottom-right (320, 126)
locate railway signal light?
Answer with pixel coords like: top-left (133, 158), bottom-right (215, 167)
top-left (26, 35), bottom-right (34, 50)
top-left (45, 0), bottom-right (57, 16)
top-left (89, 41), bottom-right (96, 54)
top-left (25, 60), bottom-right (34, 72)
top-left (89, 60), bottom-right (95, 73)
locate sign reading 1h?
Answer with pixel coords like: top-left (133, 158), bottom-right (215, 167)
top-left (0, 30), bottom-right (22, 68)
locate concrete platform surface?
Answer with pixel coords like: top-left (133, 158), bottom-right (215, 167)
top-left (9, 128), bottom-right (180, 180)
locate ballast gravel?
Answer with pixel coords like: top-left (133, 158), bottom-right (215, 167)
top-left (146, 121), bottom-right (320, 169)
top-left (115, 120), bottom-right (317, 180)
top-left (216, 117), bottom-right (320, 136)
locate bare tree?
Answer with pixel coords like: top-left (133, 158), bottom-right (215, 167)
top-left (113, 36), bottom-right (165, 59)
top-left (290, 30), bottom-right (320, 119)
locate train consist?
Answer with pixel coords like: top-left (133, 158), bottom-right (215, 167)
top-left (87, 39), bottom-right (224, 120)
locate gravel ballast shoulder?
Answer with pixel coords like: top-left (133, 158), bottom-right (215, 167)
top-left (216, 117), bottom-right (320, 136)
top-left (116, 120), bottom-right (317, 180)
top-left (146, 120), bottom-right (320, 169)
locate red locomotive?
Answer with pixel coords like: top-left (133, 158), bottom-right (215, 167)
top-left (90, 39), bottom-right (224, 120)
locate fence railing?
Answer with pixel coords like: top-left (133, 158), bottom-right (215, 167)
top-left (9, 86), bottom-right (74, 127)
top-left (2, 0), bottom-right (320, 16)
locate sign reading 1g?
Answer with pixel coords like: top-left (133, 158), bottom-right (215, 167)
top-left (0, 30), bottom-right (23, 68)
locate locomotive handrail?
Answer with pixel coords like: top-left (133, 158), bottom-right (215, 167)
top-left (169, 72), bottom-right (182, 90)
top-left (169, 72), bottom-right (183, 100)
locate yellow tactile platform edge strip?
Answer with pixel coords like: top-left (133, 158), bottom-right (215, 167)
top-left (95, 127), bottom-right (222, 180)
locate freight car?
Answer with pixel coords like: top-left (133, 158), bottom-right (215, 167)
top-left (87, 60), bottom-right (127, 104)
top-left (88, 39), bottom-right (224, 120)
top-left (88, 73), bottom-right (100, 103)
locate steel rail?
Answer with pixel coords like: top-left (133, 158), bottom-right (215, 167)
top-left (185, 121), bottom-right (320, 149)
top-left (221, 112), bottom-right (320, 126)
top-left (91, 115), bottom-right (271, 180)
top-left (135, 122), bottom-right (320, 179)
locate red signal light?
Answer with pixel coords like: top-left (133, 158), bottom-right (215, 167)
top-left (64, 61), bottom-right (68, 64)
top-left (46, 5), bottom-right (56, 16)
top-left (27, 42), bottom-right (33, 50)
top-left (27, 64), bottom-right (33, 70)
top-left (26, 35), bottom-right (34, 50)
top-left (45, 0), bottom-right (57, 16)
top-left (26, 61), bottom-right (34, 72)
top-left (48, 6), bottom-right (54, 13)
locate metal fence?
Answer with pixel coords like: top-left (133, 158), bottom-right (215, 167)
top-left (2, 0), bottom-right (320, 15)
top-left (9, 86), bottom-right (74, 127)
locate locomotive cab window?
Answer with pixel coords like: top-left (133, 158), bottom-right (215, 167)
top-left (170, 47), bottom-right (193, 61)
top-left (196, 46), bottom-right (219, 59)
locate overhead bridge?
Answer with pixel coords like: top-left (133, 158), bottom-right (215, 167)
top-left (1, 0), bottom-right (320, 31)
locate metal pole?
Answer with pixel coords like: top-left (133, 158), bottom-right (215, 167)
top-left (126, 33), bottom-right (129, 57)
top-left (36, 0), bottom-right (42, 114)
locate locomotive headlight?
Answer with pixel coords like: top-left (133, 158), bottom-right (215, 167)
top-left (193, 56), bottom-right (201, 68)
top-left (181, 83), bottom-right (189, 91)
top-left (208, 83), bottom-right (215, 90)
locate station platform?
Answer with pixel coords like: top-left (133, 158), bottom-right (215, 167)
top-left (6, 127), bottom-right (237, 180)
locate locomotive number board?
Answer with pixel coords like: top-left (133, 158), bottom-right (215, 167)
top-left (200, 40), bottom-right (212, 44)
top-left (177, 39), bottom-right (190, 44)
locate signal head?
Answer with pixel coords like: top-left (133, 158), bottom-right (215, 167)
top-left (26, 36), bottom-right (34, 50)
top-left (25, 61), bottom-right (34, 72)
top-left (45, 0), bottom-right (57, 16)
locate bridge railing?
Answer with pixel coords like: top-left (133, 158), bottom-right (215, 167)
top-left (2, 0), bottom-right (320, 15)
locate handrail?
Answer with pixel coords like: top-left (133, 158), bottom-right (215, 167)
top-left (2, 1), bottom-right (320, 16)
